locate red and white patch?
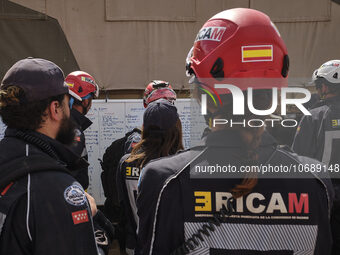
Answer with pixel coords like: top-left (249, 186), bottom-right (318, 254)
top-left (72, 210), bottom-right (89, 225)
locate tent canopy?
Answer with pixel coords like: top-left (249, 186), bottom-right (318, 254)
top-left (2, 0), bottom-right (340, 90)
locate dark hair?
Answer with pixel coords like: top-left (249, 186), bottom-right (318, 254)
top-left (72, 99), bottom-right (83, 106)
top-left (126, 118), bottom-right (184, 168)
top-left (0, 86), bottom-right (65, 130)
top-left (205, 89), bottom-right (273, 198)
top-left (315, 77), bottom-right (340, 96)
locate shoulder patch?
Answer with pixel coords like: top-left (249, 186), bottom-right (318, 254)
top-left (72, 209), bottom-right (89, 225)
top-left (74, 129), bottom-right (82, 142)
top-left (64, 185), bottom-right (86, 206)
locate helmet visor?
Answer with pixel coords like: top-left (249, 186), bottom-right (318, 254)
top-left (93, 83), bottom-right (99, 98)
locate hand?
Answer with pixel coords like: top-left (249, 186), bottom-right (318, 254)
top-left (85, 192), bottom-right (98, 216)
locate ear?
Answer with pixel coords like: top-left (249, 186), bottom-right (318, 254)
top-left (48, 100), bottom-right (64, 121)
top-left (81, 98), bottom-right (93, 114)
top-left (82, 98), bottom-right (93, 108)
top-left (82, 98), bottom-right (89, 107)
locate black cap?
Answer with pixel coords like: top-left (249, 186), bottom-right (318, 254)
top-left (143, 99), bottom-right (179, 131)
top-left (1, 58), bottom-right (69, 102)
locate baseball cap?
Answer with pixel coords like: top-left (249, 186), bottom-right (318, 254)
top-left (1, 57), bottom-right (69, 102)
top-left (143, 99), bottom-right (179, 131)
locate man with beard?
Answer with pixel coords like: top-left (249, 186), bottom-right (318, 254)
top-left (65, 71), bottom-right (99, 189)
top-left (0, 58), bottom-right (101, 254)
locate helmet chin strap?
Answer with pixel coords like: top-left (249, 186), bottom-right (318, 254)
top-left (204, 112), bottom-right (214, 128)
top-left (320, 92), bottom-right (327, 100)
top-left (69, 97), bottom-right (75, 109)
top-left (204, 107), bottom-right (229, 129)
top-left (81, 100), bottom-right (91, 115)
top-left (80, 93), bottom-right (93, 114)
top-left (318, 86), bottom-right (331, 100)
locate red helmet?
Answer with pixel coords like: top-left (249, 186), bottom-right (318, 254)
top-left (186, 8), bottom-right (289, 92)
top-left (65, 71), bottom-right (99, 101)
top-left (143, 80), bottom-right (177, 108)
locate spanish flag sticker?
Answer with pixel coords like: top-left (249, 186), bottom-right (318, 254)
top-left (242, 45), bottom-right (273, 62)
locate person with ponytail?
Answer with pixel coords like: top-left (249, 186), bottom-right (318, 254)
top-left (136, 8), bottom-right (335, 255)
top-left (116, 99), bottom-right (183, 254)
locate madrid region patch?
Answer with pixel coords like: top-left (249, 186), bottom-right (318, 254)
top-left (72, 209), bottom-right (89, 225)
top-left (64, 185), bottom-right (86, 206)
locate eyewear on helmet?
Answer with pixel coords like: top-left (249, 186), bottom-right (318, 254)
top-left (151, 81), bottom-right (170, 89)
top-left (146, 87), bottom-right (176, 105)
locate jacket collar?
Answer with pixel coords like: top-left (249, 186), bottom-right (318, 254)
top-left (5, 128), bottom-right (88, 171)
top-left (312, 95), bottom-right (340, 109)
top-left (71, 108), bottom-right (92, 131)
top-left (205, 129), bottom-right (277, 148)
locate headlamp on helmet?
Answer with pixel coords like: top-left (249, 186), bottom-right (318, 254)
top-left (143, 80), bottom-right (177, 108)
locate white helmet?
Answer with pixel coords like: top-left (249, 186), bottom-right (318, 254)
top-left (312, 60), bottom-right (340, 85)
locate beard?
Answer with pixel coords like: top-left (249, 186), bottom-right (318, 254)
top-left (56, 113), bottom-right (77, 145)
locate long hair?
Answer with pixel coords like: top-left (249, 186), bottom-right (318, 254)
top-left (204, 88), bottom-right (273, 198)
top-left (126, 118), bottom-right (184, 168)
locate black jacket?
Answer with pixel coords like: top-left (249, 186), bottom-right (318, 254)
top-left (100, 128), bottom-right (141, 251)
top-left (0, 128), bottom-right (98, 255)
top-left (116, 154), bottom-right (141, 250)
top-left (69, 108), bottom-right (92, 189)
top-left (292, 96), bottom-right (340, 254)
top-left (137, 130), bottom-right (334, 255)
top-left (292, 96), bottom-right (340, 166)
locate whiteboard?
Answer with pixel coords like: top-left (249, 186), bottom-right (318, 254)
top-left (85, 99), bottom-right (206, 204)
top-left (0, 99), bottom-right (207, 205)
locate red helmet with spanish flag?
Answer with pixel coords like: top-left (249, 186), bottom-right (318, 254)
top-left (186, 8), bottom-right (289, 92)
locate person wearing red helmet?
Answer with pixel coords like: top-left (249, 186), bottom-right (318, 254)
top-left (143, 80), bottom-right (177, 108)
top-left (100, 80), bottom-right (176, 252)
top-left (65, 71), bottom-right (99, 189)
top-left (66, 71), bottom-right (99, 114)
top-left (116, 99), bottom-right (184, 255)
top-left (136, 8), bottom-right (334, 255)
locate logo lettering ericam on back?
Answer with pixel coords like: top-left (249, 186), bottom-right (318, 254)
top-left (194, 191), bottom-right (309, 215)
top-left (64, 185), bottom-right (86, 206)
top-left (195, 27), bottom-right (226, 42)
top-left (126, 166), bottom-right (140, 178)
